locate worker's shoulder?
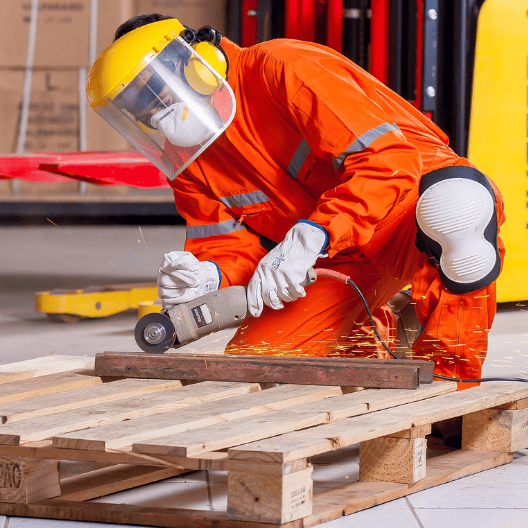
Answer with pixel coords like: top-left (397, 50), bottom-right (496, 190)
top-left (243, 39), bottom-right (344, 70)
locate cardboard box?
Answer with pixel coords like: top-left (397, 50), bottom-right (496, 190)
top-left (0, 1), bottom-right (134, 68)
top-left (95, 0), bottom-right (135, 59)
top-left (133, 0), bottom-right (227, 35)
top-left (0, 69), bottom-right (129, 154)
top-left (0, 70), bottom-right (80, 154)
top-left (0, 1), bottom-right (91, 68)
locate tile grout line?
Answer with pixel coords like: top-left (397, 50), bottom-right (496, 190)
top-left (205, 470), bottom-right (214, 511)
top-left (405, 497), bottom-right (426, 528)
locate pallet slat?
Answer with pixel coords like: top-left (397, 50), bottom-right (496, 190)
top-left (0, 356), bottom-right (95, 385)
top-left (133, 382), bottom-right (456, 458)
top-left (52, 384), bottom-right (342, 451)
top-left (0, 382), bottom-right (259, 445)
top-left (0, 500), bottom-right (287, 528)
top-left (0, 370), bottom-right (101, 407)
top-left (1, 378), bottom-right (184, 423)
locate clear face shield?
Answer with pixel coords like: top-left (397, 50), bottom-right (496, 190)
top-left (95, 37), bottom-right (235, 180)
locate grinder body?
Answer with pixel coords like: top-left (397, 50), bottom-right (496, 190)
top-left (135, 286), bottom-right (248, 353)
top-left (169, 286), bottom-right (248, 346)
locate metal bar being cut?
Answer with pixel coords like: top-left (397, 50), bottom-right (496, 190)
top-left (95, 352), bottom-right (435, 389)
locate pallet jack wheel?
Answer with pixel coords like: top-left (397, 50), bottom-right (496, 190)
top-left (134, 312), bottom-right (177, 354)
top-left (47, 313), bottom-right (83, 324)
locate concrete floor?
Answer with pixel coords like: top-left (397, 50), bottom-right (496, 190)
top-left (1, 225), bottom-right (528, 527)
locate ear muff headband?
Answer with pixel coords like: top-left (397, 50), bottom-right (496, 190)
top-left (180, 26), bottom-right (229, 95)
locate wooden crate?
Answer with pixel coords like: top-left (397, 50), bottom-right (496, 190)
top-left (0, 356), bottom-right (527, 527)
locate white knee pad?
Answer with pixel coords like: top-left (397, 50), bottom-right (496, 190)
top-left (416, 167), bottom-right (501, 294)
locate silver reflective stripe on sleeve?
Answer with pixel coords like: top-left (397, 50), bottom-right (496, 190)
top-left (187, 219), bottom-right (246, 239)
top-left (332, 123), bottom-right (403, 169)
top-left (286, 139), bottom-right (311, 180)
top-left (219, 190), bottom-right (269, 208)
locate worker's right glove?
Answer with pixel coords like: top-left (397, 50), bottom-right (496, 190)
top-left (157, 251), bottom-right (221, 308)
top-left (247, 220), bottom-right (328, 317)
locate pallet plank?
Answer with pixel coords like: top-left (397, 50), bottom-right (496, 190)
top-left (0, 371), bottom-right (101, 408)
top-left (229, 384), bottom-right (528, 463)
top-left (95, 352), bottom-right (425, 389)
top-left (0, 382), bottom-right (259, 445)
top-left (0, 500), bottom-right (296, 528)
top-left (0, 356), bottom-right (95, 382)
top-left (133, 382), bottom-right (455, 458)
top-left (53, 385), bottom-right (342, 451)
top-left (1, 378), bottom-right (184, 423)
top-left (137, 408), bottom-right (330, 457)
top-left (0, 442), bottom-right (230, 472)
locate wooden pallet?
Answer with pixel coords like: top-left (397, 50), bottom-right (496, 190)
top-left (0, 356), bottom-right (527, 527)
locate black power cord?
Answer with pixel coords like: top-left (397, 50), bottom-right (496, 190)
top-left (345, 277), bottom-right (528, 385)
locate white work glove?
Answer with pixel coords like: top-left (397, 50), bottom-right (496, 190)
top-left (157, 251), bottom-right (221, 308)
top-left (247, 220), bottom-right (328, 317)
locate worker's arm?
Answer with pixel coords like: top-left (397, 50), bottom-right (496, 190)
top-left (247, 47), bottom-right (423, 314)
top-left (262, 50), bottom-right (422, 256)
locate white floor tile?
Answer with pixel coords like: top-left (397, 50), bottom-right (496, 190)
top-left (408, 481), bottom-right (528, 509)
top-left (318, 505), bottom-right (422, 527)
top-left (415, 508), bottom-right (528, 528)
top-left (451, 455), bottom-right (528, 484)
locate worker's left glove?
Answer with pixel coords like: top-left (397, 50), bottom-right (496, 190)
top-left (247, 220), bottom-right (328, 317)
top-left (158, 251), bottom-right (221, 308)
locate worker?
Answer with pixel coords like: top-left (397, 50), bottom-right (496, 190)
top-left (87, 14), bottom-right (505, 388)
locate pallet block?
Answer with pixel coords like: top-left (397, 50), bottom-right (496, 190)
top-left (0, 356), bottom-right (527, 527)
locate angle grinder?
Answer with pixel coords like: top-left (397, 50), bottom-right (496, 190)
top-left (134, 268), bottom-right (317, 353)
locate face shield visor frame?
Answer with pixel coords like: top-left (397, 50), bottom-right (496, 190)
top-left (93, 37), bottom-right (236, 180)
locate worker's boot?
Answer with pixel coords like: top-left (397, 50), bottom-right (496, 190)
top-left (387, 288), bottom-right (423, 359)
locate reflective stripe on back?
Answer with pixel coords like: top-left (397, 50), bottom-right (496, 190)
top-left (286, 139), bottom-right (311, 179)
top-left (332, 123), bottom-right (403, 169)
top-left (187, 219), bottom-right (246, 239)
top-left (219, 190), bottom-right (269, 208)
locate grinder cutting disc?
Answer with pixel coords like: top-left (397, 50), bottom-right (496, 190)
top-left (134, 312), bottom-right (177, 354)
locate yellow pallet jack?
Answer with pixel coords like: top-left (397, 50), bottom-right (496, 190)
top-left (35, 283), bottom-right (160, 323)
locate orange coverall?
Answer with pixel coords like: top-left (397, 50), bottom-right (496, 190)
top-left (169, 38), bottom-right (505, 385)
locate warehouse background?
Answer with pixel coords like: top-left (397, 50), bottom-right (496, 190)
top-left (0, 0), bottom-right (228, 215)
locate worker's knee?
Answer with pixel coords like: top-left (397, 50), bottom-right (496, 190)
top-left (415, 166), bottom-right (501, 294)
